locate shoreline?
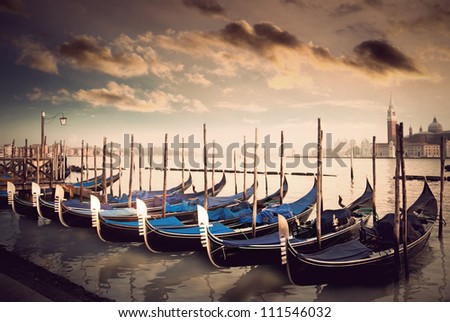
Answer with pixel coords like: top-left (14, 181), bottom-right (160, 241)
top-left (0, 246), bottom-right (113, 302)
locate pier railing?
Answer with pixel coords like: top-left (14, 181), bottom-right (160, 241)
top-left (0, 157), bottom-right (65, 190)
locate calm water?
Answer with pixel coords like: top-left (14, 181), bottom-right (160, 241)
top-left (0, 158), bottom-right (449, 301)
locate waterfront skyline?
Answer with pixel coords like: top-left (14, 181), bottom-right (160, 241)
top-left (0, 0), bottom-right (449, 147)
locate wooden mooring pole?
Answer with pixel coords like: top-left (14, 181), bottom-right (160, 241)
top-left (181, 137), bottom-right (185, 193)
top-left (148, 146), bottom-right (153, 192)
top-left (243, 136), bottom-right (247, 200)
top-left (139, 144), bottom-right (143, 192)
top-left (102, 137), bottom-right (107, 203)
top-left (372, 136), bottom-right (377, 222)
top-left (399, 123), bottom-right (409, 278)
top-left (85, 142), bottom-right (89, 181)
top-left (252, 128), bottom-right (258, 238)
top-left (264, 144), bottom-right (268, 197)
top-left (350, 148), bottom-right (354, 183)
top-left (118, 146), bottom-right (122, 197)
top-left (162, 133), bottom-right (168, 217)
top-left (393, 124), bottom-right (401, 281)
top-left (211, 140), bottom-right (215, 195)
top-left (280, 131), bottom-right (285, 204)
top-left (233, 151), bottom-right (238, 195)
top-left (110, 142), bottom-right (114, 196)
top-left (439, 136), bottom-right (445, 239)
top-left (128, 135), bottom-right (134, 208)
top-left (80, 140), bottom-right (84, 202)
top-left (316, 118), bottom-right (323, 250)
top-left (94, 145), bottom-right (97, 192)
top-left (203, 124), bottom-right (208, 210)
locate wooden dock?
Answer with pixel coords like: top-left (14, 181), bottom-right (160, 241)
top-left (1, 157), bottom-right (66, 191)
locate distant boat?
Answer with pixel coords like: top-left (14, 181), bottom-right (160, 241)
top-left (284, 180), bottom-right (437, 285)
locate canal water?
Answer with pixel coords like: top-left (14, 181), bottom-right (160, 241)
top-left (0, 158), bottom-right (448, 301)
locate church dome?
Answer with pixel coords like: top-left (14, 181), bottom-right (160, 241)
top-left (428, 117), bottom-right (443, 133)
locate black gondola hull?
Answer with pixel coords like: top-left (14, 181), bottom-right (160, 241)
top-left (286, 226), bottom-right (433, 285)
top-left (13, 195), bottom-right (39, 218)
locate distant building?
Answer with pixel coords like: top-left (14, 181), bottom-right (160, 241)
top-left (376, 97), bottom-right (449, 158)
top-left (405, 116), bottom-right (450, 158)
top-left (375, 96), bottom-right (397, 158)
top-left (360, 138), bottom-right (372, 157)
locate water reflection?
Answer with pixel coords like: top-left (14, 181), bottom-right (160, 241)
top-left (218, 265), bottom-right (290, 301)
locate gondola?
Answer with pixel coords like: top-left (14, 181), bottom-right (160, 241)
top-left (62, 172), bottom-right (121, 197)
top-left (7, 182), bottom-right (52, 219)
top-left (137, 179), bottom-right (316, 253)
top-left (283, 180), bottom-right (437, 285)
top-left (92, 179), bottom-right (286, 243)
top-left (204, 180), bottom-right (373, 268)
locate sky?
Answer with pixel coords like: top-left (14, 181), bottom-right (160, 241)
top-left (0, 0), bottom-right (449, 150)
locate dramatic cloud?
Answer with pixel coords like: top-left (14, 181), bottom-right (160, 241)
top-left (72, 81), bottom-right (207, 113)
top-left (348, 39), bottom-right (421, 75)
top-left (14, 36), bottom-right (58, 74)
top-left (219, 20), bottom-right (303, 58)
top-left (59, 35), bottom-right (148, 78)
top-left (156, 20), bottom-right (426, 89)
top-left (0, 0), bottom-right (28, 17)
top-left (182, 0), bottom-right (226, 18)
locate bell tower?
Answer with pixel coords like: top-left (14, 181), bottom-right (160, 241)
top-left (387, 95), bottom-right (397, 145)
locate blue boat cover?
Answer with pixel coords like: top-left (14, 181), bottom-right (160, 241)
top-left (208, 202), bottom-right (253, 221)
top-left (240, 203), bottom-right (294, 224)
top-left (103, 215), bottom-right (184, 227)
top-left (299, 239), bottom-right (372, 262)
top-left (163, 188), bottom-right (253, 214)
top-left (149, 216), bottom-right (184, 227)
top-left (239, 183), bottom-right (316, 225)
top-left (104, 219), bottom-right (139, 227)
top-left (160, 222), bottom-right (234, 235)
